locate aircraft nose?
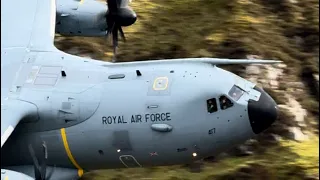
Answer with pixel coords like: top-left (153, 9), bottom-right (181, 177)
top-left (248, 86), bottom-right (278, 134)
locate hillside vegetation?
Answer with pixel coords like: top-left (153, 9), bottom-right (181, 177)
top-left (55, 0), bottom-right (319, 179)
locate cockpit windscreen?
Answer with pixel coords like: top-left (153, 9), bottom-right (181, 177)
top-left (228, 85), bottom-right (244, 101)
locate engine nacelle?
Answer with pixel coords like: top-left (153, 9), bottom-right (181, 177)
top-left (1, 169), bottom-right (34, 180)
top-left (3, 166), bottom-right (81, 180)
top-left (55, 0), bottom-right (107, 37)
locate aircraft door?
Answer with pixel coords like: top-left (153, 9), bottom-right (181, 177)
top-left (119, 155), bottom-right (142, 168)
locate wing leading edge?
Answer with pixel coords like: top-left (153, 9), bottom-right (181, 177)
top-left (102, 58), bottom-right (282, 67)
top-left (1, 100), bottom-right (38, 147)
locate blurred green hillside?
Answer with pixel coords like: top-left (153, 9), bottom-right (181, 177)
top-left (55, 0), bottom-right (319, 179)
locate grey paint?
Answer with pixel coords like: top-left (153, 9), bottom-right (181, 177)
top-left (55, 0), bottom-right (107, 36)
top-left (1, 0), bottom-right (280, 179)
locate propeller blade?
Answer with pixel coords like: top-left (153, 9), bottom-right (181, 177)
top-left (46, 165), bottom-right (55, 180)
top-left (107, 0), bottom-right (119, 12)
top-left (112, 25), bottom-right (118, 62)
top-left (119, 0), bottom-right (129, 7)
top-left (118, 27), bottom-right (126, 42)
top-left (40, 142), bottom-right (48, 180)
top-left (28, 142), bottom-right (50, 180)
top-left (106, 22), bottom-right (116, 42)
top-left (28, 144), bottom-right (42, 180)
top-left (112, 26), bottom-right (119, 47)
top-left (105, 0), bottom-right (137, 62)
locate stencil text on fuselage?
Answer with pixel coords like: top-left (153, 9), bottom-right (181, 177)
top-left (102, 112), bottom-right (171, 125)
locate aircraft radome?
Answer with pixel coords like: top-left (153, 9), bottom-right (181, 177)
top-left (1, 0), bottom-right (280, 179)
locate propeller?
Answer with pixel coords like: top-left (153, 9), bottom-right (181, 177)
top-left (105, 0), bottom-right (137, 62)
top-left (28, 142), bottom-right (54, 180)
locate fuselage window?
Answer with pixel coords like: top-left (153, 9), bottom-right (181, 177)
top-left (219, 95), bottom-right (234, 110)
top-left (207, 98), bottom-right (218, 113)
top-left (228, 85), bottom-right (245, 101)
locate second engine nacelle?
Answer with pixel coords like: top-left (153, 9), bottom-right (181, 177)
top-left (3, 166), bottom-right (81, 180)
top-left (56, 0), bottom-right (108, 37)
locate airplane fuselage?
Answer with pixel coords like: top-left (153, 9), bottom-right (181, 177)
top-left (1, 48), bottom-right (260, 173)
top-left (1, 0), bottom-right (279, 179)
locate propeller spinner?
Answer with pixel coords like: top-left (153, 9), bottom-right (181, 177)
top-left (106, 0), bottom-right (137, 62)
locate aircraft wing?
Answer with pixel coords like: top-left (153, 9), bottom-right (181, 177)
top-left (1, 0), bottom-right (57, 51)
top-left (1, 0), bottom-right (56, 148)
top-left (103, 58), bottom-right (282, 67)
top-left (1, 100), bottom-right (38, 147)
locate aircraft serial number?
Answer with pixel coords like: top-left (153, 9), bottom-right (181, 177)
top-left (102, 112), bottom-right (171, 125)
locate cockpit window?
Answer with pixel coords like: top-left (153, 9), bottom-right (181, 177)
top-left (228, 85), bottom-right (245, 101)
top-left (207, 98), bottom-right (218, 113)
top-left (219, 96), bottom-right (234, 110)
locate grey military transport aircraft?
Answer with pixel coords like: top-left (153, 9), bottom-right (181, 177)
top-left (1, 0), bottom-right (280, 179)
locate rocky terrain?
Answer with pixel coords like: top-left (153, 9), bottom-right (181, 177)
top-left (55, 0), bottom-right (319, 179)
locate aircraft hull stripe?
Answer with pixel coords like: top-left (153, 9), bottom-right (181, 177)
top-left (60, 128), bottom-right (84, 177)
top-left (1, 125), bottom-right (14, 147)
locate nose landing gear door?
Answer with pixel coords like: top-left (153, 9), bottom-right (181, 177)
top-left (119, 155), bottom-right (142, 168)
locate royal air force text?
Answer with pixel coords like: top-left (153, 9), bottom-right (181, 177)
top-left (102, 113), bottom-right (171, 125)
